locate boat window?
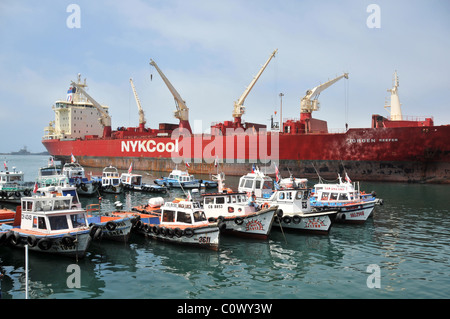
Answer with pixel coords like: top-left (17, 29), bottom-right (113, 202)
top-left (48, 215), bottom-right (69, 230)
top-left (192, 202), bottom-right (200, 209)
top-left (296, 191), bottom-right (303, 200)
top-left (339, 193), bottom-right (349, 201)
top-left (176, 211), bottom-right (192, 224)
top-left (193, 211), bottom-right (207, 222)
top-left (112, 178), bottom-right (120, 185)
top-left (330, 193), bottom-right (338, 200)
top-left (70, 213), bottom-right (87, 228)
top-left (204, 197), bottom-right (214, 205)
top-left (216, 197), bottom-right (225, 204)
top-left (278, 192), bottom-right (285, 200)
top-left (22, 201), bottom-right (32, 212)
top-left (33, 216), bottom-right (47, 230)
top-left (255, 180), bottom-right (261, 189)
top-left (244, 179), bottom-right (253, 188)
top-left (169, 174), bottom-right (175, 179)
top-left (321, 192), bottom-right (329, 200)
top-left (54, 199), bottom-right (70, 210)
top-left (162, 210), bottom-right (175, 222)
top-left (303, 190), bottom-right (310, 200)
top-left (64, 190), bottom-right (79, 204)
top-left (228, 206), bottom-right (234, 213)
top-left (239, 179), bottom-right (245, 188)
top-left (262, 181), bottom-right (273, 190)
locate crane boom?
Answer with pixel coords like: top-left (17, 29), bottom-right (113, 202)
top-left (70, 81), bottom-right (111, 138)
top-left (233, 49), bottom-right (278, 121)
top-left (300, 73), bottom-right (348, 114)
top-left (130, 78), bottom-right (146, 126)
top-left (149, 59), bottom-right (189, 120)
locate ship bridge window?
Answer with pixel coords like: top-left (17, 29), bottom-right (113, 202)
top-left (296, 191), bottom-right (303, 200)
top-left (321, 192), bottom-right (330, 200)
top-left (216, 197), bottom-right (225, 204)
top-left (162, 210), bottom-right (175, 223)
top-left (22, 200), bottom-right (33, 212)
top-left (204, 197), bottom-right (214, 205)
top-left (176, 211), bottom-right (192, 224)
top-left (338, 193), bottom-right (349, 201)
top-left (278, 192), bottom-right (285, 200)
top-left (255, 180), bottom-right (261, 189)
top-left (48, 215), bottom-right (69, 230)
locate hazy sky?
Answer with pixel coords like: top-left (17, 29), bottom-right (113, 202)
top-left (1, 0), bottom-right (449, 153)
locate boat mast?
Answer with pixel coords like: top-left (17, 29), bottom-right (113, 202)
top-left (385, 71), bottom-right (402, 121)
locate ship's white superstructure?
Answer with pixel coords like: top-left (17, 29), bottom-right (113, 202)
top-left (43, 74), bottom-right (109, 140)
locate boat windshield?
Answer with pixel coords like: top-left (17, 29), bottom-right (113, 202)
top-left (48, 215), bottom-right (69, 230)
top-left (70, 213), bottom-right (87, 228)
top-left (193, 211), bottom-right (207, 222)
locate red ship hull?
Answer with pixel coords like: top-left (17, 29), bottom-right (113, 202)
top-left (42, 123), bottom-right (450, 183)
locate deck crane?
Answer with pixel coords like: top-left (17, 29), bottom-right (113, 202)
top-left (70, 80), bottom-right (112, 138)
top-left (300, 73), bottom-right (348, 122)
top-left (129, 78), bottom-right (146, 132)
top-left (149, 59), bottom-right (192, 133)
top-left (232, 49), bottom-right (278, 128)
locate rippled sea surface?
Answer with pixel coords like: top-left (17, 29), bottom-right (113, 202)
top-left (1, 155), bottom-right (449, 299)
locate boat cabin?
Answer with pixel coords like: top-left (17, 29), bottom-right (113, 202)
top-left (102, 166), bottom-right (121, 187)
top-left (161, 200), bottom-right (207, 225)
top-left (167, 170), bottom-right (196, 183)
top-left (0, 169), bottom-right (24, 184)
top-left (312, 183), bottom-right (359, 203)
top-left (202, 192), bottom-right (255, 217)
top-left (120, 173), bottom-right (142, 187)
top-left (265, 188), bottom-right (311, 212)
top-left (238, 171), bottom-right (273, 198)
top-left (20, 195), bottom-right (88, 233)
top-left (62, 163), bottom-right (87, 180)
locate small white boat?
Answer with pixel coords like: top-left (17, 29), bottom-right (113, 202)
top-left (154, 169), bottom-right (218, 189)
top-left (62, 162), bottom-right (99, 196)
top-left (91, 166), bottom-right (123, 194)
top-left (1, 192), bottom-right (92, 258)
top-left (36, 160), bottom-right (69, 187)
top-left (131, 198), bottom-right (221, 250)
top-left (120, 173), bottom-right (167, 193)
top-left (237, 167), bottom-right (274, 199)
top-left (310, 175), bottom-right (383, 224)
top-left (258, 188), bottom-right (338, 234)
top-left (0, 166), bottom-right (34, 204)
top-left (199, 173), bottom-right (277, 239)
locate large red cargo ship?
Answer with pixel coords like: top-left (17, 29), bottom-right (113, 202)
top-left (42, 63), bottom-right (450, 184)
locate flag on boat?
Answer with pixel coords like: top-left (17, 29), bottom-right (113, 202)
top-left (66, 87), bottom-right (76, 102)
top-left (33, 182), bottom-right (38, 194)
top-left (71, 154), bottom-right (76, 163)
top-left (3, 161), bottom-right (7, 170)
top-left (49, 157), bottom-right (55, 166)
top-left (252, 164), bottom-right (256, 173)
top-left (275, 163), bottom-right (280, 183)
top-left (214, 156), bottom-right (219, 167)
top-left (185, 162), bottom-right (190, 168)
top-left (345, 173), bottom-right (352, 183)
top-left (128, 162), bottom-right (133, 174)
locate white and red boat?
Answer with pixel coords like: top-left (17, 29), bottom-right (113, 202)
top-left (310, 174), bottom-right (383, 224)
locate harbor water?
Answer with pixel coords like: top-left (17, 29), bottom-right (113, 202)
top-left (1, 155), bottom-right (449, 299)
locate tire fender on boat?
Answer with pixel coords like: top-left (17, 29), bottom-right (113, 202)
top-left (293, 215), bottom-right (301, 224)
top-left (276, 209), bottom-right (283, 218)
top-left (9, 232), bottom-right (21, 245)
top-left (106, 221), bottom-right (117, 231)
top-left (38, 238), bottom-right (53, 250)
top-left (235, 217), bottom-right (244, 225)
top-left (282, 216), bottom-right (292, 224)
top-left (184, 228), bottom-right (194, 238)
top-left (27, 235), bottom-right (38, 247)
top-left (61, 235), bottom-right (75, 247)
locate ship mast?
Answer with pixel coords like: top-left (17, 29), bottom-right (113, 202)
top-left (149, 59), bottom-right (192, 133)
top-left (129, 78), bottom-right (146, 132)
top-left (70, 80), bottom-right (112, 138)
top-left (300, 73), bottom-right (349, 122)
top-left (232, 49), bottom-right (278, 128)
top-left (385, 71), bottom-right (402, 121)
